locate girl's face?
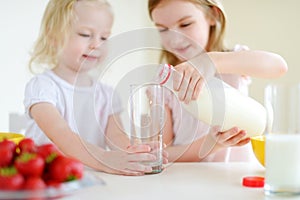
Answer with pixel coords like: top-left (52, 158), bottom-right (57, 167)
top-left (151, 0), bottom-right (215, 61)
top-left (58, 1), bottom-right (113, 73)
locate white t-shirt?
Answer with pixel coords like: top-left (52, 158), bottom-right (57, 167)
top-left (24, 70), bottom-right (122, 148)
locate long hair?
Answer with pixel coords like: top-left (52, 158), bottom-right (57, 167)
top-left (148, 0), bottom-right (227, 65)
top-left (29, 0), bottom-right (110, 73)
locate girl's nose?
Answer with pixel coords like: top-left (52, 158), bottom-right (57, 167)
top-left (165, 30), bottom-right (186, 47)
top-left (89, 38), bottom-right (103, 49)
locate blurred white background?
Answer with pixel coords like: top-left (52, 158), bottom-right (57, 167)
top-left (0, 0), bottom-right (299, 132)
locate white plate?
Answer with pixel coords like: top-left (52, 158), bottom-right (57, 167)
top-left (0, 170), bottom-right (105, 199)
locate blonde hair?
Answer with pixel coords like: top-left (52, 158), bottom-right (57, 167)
top-left (148, 0), bottom-right (227, 65)
top-left (29, 0), bottom-right (110, 73)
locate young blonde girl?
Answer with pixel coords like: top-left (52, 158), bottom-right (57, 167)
top-left (148, 0), bottom-right (287, 162)
top-left (24, 0), bottom-right (167, 176)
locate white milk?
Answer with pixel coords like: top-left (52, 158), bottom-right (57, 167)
top-left (265, 134), bottom-right (300, 194)
top-left (182, 78), bottom-right (267, 137)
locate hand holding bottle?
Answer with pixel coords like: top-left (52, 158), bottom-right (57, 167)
top-left (199, 126), bottom-right (250, 160)
top-left (172, 58), bottom-right (216, 104)
top-left (212, 126), bottom-right (250, 147)
top-left (156, 64), bottom-right (267, 138)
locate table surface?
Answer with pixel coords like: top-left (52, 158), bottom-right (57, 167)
top-left (62, 162), bottom-right (300, 200)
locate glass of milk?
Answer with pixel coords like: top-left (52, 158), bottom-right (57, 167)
top-left (264, 84), bottom-right (300, 196)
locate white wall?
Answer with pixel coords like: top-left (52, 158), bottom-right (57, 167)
top-left (1, 0), bottom-right (299, 132)
top-left (0, 0), bottom-right (156, 132)
top-left (222, 0), bottom-right (300, 102)
top-left (0, 1), bottom-right (48, 132)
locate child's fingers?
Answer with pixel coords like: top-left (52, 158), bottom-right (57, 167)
top-left (162, 149), bottom-right (169, 157)
top-left (216, 127), bottom-right (240, 143)
top-left (163, 157), bottom-right (168, 164)
top-left (142, 141), bottom-right (160, 149)
top-left (226, 130), bottom-right (247, 145)
top-left (138, 141), bottom-right (167, 150)
top-left (220, 130), bottom-right (247, 146)
top-left (177, 71), bottom-right (190, 101)
top-left (173, 66), bottom-right (184, 91)
top-left (127, 144), bottom-right (151, 153)
top-left (127, 153), bottom-right (156, 162)
top-left (184, 71), bottom-right (201, 103)
top-left (192, 78), bottom-right (204, 100)
top-left (235, 137), bottom-right (251, 146)
top-left (125, 163), bottom-right (153, 173)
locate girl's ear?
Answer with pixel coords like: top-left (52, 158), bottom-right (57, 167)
top-left (208, 6), bottom-right (220, 26)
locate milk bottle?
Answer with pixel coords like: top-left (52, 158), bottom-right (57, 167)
top-left (155, 64), bottom-right (266, 138)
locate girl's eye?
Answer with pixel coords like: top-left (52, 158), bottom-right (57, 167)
top-left (101, 37), bottom-right (107, 41)
top-left (78, 33), bottom-right (90, 37)
top-left (158, 28), bottom-right (168, 33)
top-left (180, 23), bottom-right (192, 28)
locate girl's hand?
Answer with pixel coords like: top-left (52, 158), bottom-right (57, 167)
top-left (213, 127), bottom-right (250, 147)
top-left (198, 126), bottom-right (249, 160)
top-left (173, 58), bottom-right (216, 104)
top-left (100, 144), bottom-right (168, 176)
top-left (142, 141), bottom-right (169, 165)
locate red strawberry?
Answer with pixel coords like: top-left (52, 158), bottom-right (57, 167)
top-left (18, 138), bottom-right (36, 153)
top-left (23, 177), bottom-right (46, 190)
top-left (0, 166), bottom-right (24, 190)
top-left (14, 153), bottom-right (45, 177)
top-left (0, 139), bottom-right (17, 167)
top-left (48, 156), bottom-right (83, 182)
top-left (36, 143), bottom-right (62, 163)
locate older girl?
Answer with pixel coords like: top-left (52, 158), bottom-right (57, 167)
top-left (148, 0), bottom-right (287, 162)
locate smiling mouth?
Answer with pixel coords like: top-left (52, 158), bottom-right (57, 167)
top-left (82, 54), bottom-right (99, 60)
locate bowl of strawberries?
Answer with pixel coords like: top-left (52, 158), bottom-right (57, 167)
top-left (0, 135), bottom-right (103, 199)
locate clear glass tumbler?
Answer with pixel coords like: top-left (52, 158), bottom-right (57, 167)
top-left (264, 84), bottom-right (300, 196)
top-left (129, 83), bottom-right (165, 174)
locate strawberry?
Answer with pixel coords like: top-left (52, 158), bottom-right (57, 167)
top-left (0, 139), bottom-right (16, 167)
top-left (14, 153), bottom-right (45, 177)
top-left (0, 166), bottom-right (24, 190)
top-left (48, 156), bottom-right (83, 182)
top-left (36, 143), bottom-right (62, 163)
top-left (18, 138), bottom-right (36, 153)
top-left (23, 177), bottom-right (46, 190)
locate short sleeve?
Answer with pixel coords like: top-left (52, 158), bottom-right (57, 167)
top-left (23, 75), bottom-right (58, 118)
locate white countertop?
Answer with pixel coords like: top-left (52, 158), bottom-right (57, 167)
top-left (61, 162), bottom-right (291, 200)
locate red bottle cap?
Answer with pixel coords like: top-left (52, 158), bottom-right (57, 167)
top-left (242, 176), bottom-right (265, 188)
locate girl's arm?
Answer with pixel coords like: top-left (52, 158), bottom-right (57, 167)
top-left (30, 102), bottom-right (155, 175)
top-left (105, 114), bottom-right (130, 151)
top-left (173, 50), bottom-right (287, 103)
top-left (208, 50), bottom-right (288, 78)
